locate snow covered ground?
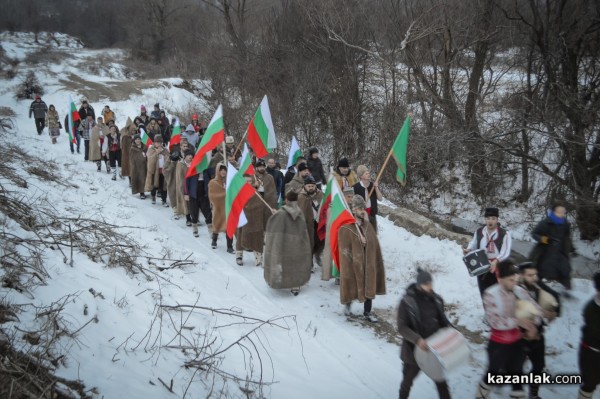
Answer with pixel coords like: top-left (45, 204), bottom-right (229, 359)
top-left (1, 32), bottom-right (598, 398)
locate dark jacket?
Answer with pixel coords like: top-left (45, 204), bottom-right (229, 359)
top-left (529, 215), bottom-right (574, 280)
top-left (78, 105), bottom-right (95, 120)
top-left (307, 157), bottom-right (326, 185)
top-left (267, 167), bottom-right (284, 198)
top-left (397, 283), bottom-right (450, 364)
top-left (64, 114), bottom-right (80, 134)
top-left (582, 298), bottom-right (600, 349)
top-left (283, 167), bottom-right (295, 196)
top-left (184, 170), bottom-right (210, 199)
top-left (29, 100), bottom-right (48, 119)
top-left (353, 181), bottom-right (378, 216)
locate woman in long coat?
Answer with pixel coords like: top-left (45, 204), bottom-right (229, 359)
top-left (129, 135), bottom-right (147, 199)
top-left (338, 195), bottom-right (386, 322)
top-left (45, 105), bottom-right (61, 144)
top-left (120, 117), bottom-right (135, 180)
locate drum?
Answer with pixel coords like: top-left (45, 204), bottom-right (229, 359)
top-left (414, 327), bottom-right (470, 382)
top-left (463, 249), bottom-right (491, 277)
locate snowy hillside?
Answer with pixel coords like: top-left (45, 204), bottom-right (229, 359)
top-left (0, 32), bottom-right (597, 398)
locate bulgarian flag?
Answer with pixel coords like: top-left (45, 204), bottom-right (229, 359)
top-left (67, 95), bottom-right (80, 144)
top-left (239, 143), bottom-right (255, 175)
top-left (329, 178), bottom-right (356, 273)
top-left (247, 95), bottom-right (277, 158)
top-left (391, 116), bottom-right (411, 185)
top-left (169, 118), bottom-right (181, 151)
top-left (186, 105), bottom-right (225, 179)
top-left (139, 127), bottom-right (153, 148)
top-left (225, 161), bottom-right (256, 239)
top-left (316, 174), bottom-right (334, 241)
top-left (286, 136), bottom-right (302, 169)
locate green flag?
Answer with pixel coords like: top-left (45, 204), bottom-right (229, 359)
top-left (391, 116), bottom-right (410, 185)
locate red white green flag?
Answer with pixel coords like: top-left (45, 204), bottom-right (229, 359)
top-left (316, 174), bottom-right (334, 241)
top-left (169, 118), bottom-right (181, 151)
top-left (186, 105), bottom-right (225, 178)
top-left (139, 127), bottom-right (153, 148)
top-left (329, 178), bottom-right (356, 273)
top-left (247, 95), bottom-right (277, 158)
top-left (67, 95), bottom-right (80, 144)
top-left (225, 161), bottom-right (256, 239)
top-left (391, 116), bottom-right (411, 185)
top-left (239, 143), bottom-right (255, 175)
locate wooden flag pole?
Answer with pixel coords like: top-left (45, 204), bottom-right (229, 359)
top-left (367, 147), bottom-right (394, 198)
top-left (233, 128), bottom-right (248, 158)
top-left (254, 191), bottom-right (276, 214)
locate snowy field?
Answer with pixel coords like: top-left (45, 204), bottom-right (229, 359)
top-left (0, 32), bottom-right (597, 398)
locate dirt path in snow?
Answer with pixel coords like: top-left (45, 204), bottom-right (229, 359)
top-left (57, 73), bottom-right (166, 103)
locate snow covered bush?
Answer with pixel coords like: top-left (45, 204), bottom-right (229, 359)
top-left (14, 71), bottom-right (44, 100)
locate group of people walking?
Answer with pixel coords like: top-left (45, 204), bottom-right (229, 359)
top-left (29, 97), bottom-right (598, 399)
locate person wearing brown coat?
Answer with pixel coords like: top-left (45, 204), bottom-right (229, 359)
top-left (208, 163), bottom-right (234, 252)
top-left (89, 118), bottom-right (109, 163)
top-left (338, 195), bottom-right (386, 323)
top-left (144, 135), bottom-right (170, 205)
top-left (163, 145), bottom-right (182, 218)
top-left (120, 117), bottom-right (135, 181)
top-left (263, 191), bottom-right (312, 295)
top-left (254, 159), bottom-right (278, 229)
top-left (297, 176), bottom-right (324, 265)
top-left (236, 174), bottom-right (269, 266)
top-left (177, 150), bottom-right (193, 226)
top-left (285, 162), bottom-right (311, 196)
top-left (129, 135), bottom-right (147, 199)
top-left (332, 157), bottom-right (359, 190)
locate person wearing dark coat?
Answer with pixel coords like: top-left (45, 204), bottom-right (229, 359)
top-left (184, 168), bottom-right (212, 238)
top-left (29, 95), bottom-right (48, 135)
top-left (78, 100), bottom-right (95, 121)
top-left (397, 269), bottom-right (452, 399)
top-left (306, 148), bottom-right (326, 189)
top-left (64, 113), bottom-right (81, 154)
top-left (266, 158), bottom-right (285, 201)
top-left (529, 202), bottom-right (576, 292)
top-left (578, 272), bottom-right (600, 399)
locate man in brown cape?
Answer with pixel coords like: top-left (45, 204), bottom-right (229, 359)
top-left (129, 135), bottom-right (147, 199)
top-left (297, 175), bottom-right (324, 267)
top-left (208, 163), bottom-right (234, 253)
top-left (120, 117), bottom-right (135, 185)
top-left (285, 162), bottom-right (311, 195)
top-left (236, 174), bottom-right (270, 266)
top-left (263, 191), bottom-right (312, 295)
top-left (338, 195), bottom-right (386, 323)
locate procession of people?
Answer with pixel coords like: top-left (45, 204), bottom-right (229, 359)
top-left (30, 97), bottom-right (600, 399)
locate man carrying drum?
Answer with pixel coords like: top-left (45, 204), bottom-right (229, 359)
top-left (464, 207), bottom-right (513, 299)
top-left (397, 268), bottom-right (452, 399)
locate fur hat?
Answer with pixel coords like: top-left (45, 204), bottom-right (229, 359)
top-left (154, 103), bottom-right (160, 108)
top-left (153, 135), bottom-right (163, 143)
top-left (183, 149), bottom-right (195, 158)
top-left (351, 195), bottom-right (366, 210)
top-left (297, 162), bottom-right (309, 172)
top-left (303, 175), bottom-right (316, 185)
top-left (309, 147), bottom-right (319, 156)
top-left (337, 157), bottom-right (350, 168)
top-left (256, 159), bottom-right (266, 167)
top-left (225, 136), bottom-right (235, 144)
top-left (484, 207), bottom-right (499, 218)
top-left (416, 268), bottom-right (432, 285)
top-left (356, 165), bottom-right (368, 179)
top-left (133, 134), bottom-right (140, 141)
top-left (497, 260), bottom-right (518, 278)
